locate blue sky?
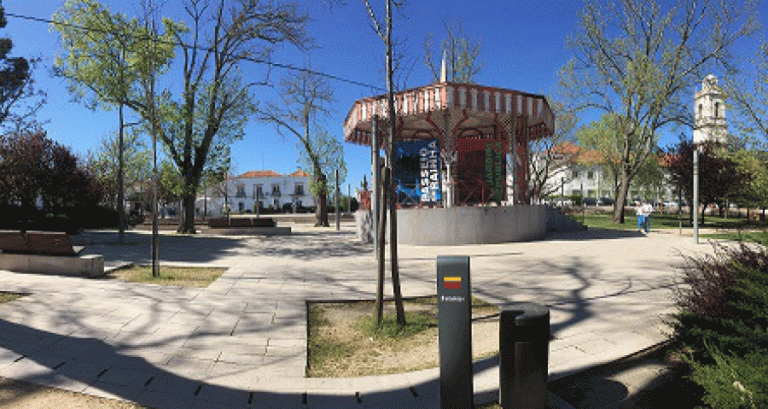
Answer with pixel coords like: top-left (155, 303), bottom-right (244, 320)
top-left (4, 1), bottom-right (765, 193)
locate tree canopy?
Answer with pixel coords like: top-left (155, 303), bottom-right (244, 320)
top-left (0, 3), bottom-right (43, 130)
top-left (559, 0), bottom-right (759, 223)
top-left (0, 128), bottom-right (102, 211)
top-left (665, 140), bottom-right (750, 222)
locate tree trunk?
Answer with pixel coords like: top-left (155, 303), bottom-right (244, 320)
top-left (179, 192), bottom-right (197, 234)
top-left (315, 173), bottom-right (329, 227)
top-left (612, 172), bottom-right (631, 224)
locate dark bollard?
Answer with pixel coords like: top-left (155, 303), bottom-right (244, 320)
top-left (499, 302), bottom-right (550, 409)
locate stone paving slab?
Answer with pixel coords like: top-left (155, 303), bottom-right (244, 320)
top-left (0, 225), bottom-right (717, 408)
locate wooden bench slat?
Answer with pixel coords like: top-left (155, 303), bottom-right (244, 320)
top-left (25, 231), bottom-right (81, 256)
top-left (0, 230), bottom-right (31, 254)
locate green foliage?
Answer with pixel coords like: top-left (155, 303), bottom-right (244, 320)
top-left (674, 237), bottom-right (768, 407)
top-left (561, 0), bottom-right (757, 222)
top-left (298, 130), bottom-right (347, 198)
top-left (52, 0), bottom-right (177, 112)
top-left (569, 193), bottom-right (583, 206)
top-left (0, 4), bottom-right (39, 128)
top-left (687, 348), bottom-right (768, 409)
top-left (665, 139), bottom-right (751, 217)
top-left (87, 128), bottom-right (151, 208)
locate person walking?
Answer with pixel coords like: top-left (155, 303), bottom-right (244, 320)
top-left (642, 201), bottom-right (654, 233)
top-left (636, 201), bottom-right (647, 233)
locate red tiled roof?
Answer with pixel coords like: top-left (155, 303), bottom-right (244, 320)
top-left (289, 170), bottom-right (310, 177)
top-left (237, 170), bottom-right (283, 178)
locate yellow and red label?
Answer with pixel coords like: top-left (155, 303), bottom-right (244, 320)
top-left (443, 276), bottom-right (462, 290)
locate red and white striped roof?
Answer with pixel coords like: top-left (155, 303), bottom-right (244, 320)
top-left (343, 82), bottom-right (555, 145)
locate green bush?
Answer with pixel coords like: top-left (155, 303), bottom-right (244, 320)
top-left (687, 347), bottom-right (768, 409)
top-left (674, 237), bottom-right (768, 407)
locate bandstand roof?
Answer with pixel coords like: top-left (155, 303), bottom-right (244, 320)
top-left (343, 82), bottom-right (555, 146)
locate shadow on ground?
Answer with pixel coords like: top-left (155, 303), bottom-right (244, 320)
top-left (548, 341), bottom-right (704, 409)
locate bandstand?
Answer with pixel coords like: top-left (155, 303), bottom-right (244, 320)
top-left (344, 81), bottom-right (555, 245)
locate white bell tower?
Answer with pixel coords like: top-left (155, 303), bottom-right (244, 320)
top-left (693, 74), bottom-right (727, 144)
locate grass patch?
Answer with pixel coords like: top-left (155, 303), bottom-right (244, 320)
top-left (107, 265), bottom-right (225, 288)
top-left (0, 292), bottom-right (24, 303)
top-left (307, 305), bottom-right (354, 375)
top-left (307, 297), bottom-right (500, 377)
top-left (580, 211), bottom-right (768, 231)
top-left (358, 311), bottom-right (436, 341)
top-left (701, 231), bottom-right (768, 244)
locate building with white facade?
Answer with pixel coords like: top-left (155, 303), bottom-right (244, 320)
top-left (532, 142), bottom-right (675, 205)
top-left (196, 170), bottom-right (314, 216)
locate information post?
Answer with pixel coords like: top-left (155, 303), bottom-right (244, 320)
top-left (437, 255), bottom-right (472, 409)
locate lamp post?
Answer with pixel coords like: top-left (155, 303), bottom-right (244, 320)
top-left (693, 145), bottom-right (700, 244)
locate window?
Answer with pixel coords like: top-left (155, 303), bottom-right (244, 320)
top-left (587, 171), bottom-right (594, 179)
top-left (714, 102), bottom-right (720, 118)
top-left (236, 184), bottom-right (246, 198)
top-left (254, 184), bottom-right (263, 198)
top-left (572, 171), bottom-right (579, 179)
top-left (294, 183), bottom-right (304, 196)
top-left (272, 184), bottom-right (280, 196)
top-left (238, 202), bottom-right (244, 212)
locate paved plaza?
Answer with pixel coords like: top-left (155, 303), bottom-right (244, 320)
top-left (0, 223), bottom-right (714, 408)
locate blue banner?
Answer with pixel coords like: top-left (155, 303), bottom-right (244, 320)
top-left (394, 139), bottom-right (442, 204)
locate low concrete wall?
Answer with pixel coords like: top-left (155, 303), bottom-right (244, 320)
top-left (0, 253), bottom-right (105, 278)
top-left (397, 205), bottom-right (547, 246)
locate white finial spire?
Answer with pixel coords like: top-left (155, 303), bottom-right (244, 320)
top-left (439, 50), bottom-right (447, 83)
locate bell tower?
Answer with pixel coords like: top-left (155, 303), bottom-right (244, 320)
top-left (693, 74), bottom-right (727, 144)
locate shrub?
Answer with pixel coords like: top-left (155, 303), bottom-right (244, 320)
top-left (673, 236), bottom-right (768, 407)
top-left (686, 347), bottom-right (768, 409)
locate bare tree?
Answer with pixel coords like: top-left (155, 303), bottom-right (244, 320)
top-left (525, 101), bottom-right (577, 202)
top-left (423, 19), bottom-right (482, 83)
top-left (259, 68), bottom-right (345, 227)
top-left (363, 0), bottom-right (406, 327)
top-left (559, 0), bottom-right (758, 223)
top-left (725, 41), bottom-right (768, 147)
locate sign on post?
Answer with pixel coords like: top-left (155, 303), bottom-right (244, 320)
top-left (437, 255), bottom-right (472, 409)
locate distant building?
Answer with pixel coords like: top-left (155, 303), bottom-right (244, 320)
top-left (693, 74), bottom-right (727, 145)
top-left (531, 142), bottom-right (675, 205)
top-left (196, 170), bottom-right (314, 216)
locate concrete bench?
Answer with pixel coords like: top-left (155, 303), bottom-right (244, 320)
top-left (0, 230), bottom-right (104, 278)
top-left (207, 217), bottom-right (277, 228)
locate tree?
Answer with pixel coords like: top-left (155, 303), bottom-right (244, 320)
top-left (87, 129), bottom-right (151, 210)
top-left (0, 128), bottom-right (102, 213)
top-left (53, 0), bottom-right (178, 238)
top-left (723, 148), bottom-right (768, 219)
top-left (363, 0), bottom-right (406, 327)
top-left (724, 42), bottom-right (768, 147)
top-left (423, 19), bottom-right (482, 83)
top-left (298, 130), bottom-right (346, 217)
top-left (576, 113), bottom-right (631, 201)
top-left (665, 140), bottom-right (750, 224)
top-left (160, 0), bottom-right (307, 233)
top-left (559, 0), bottom-right (758, 223)
top-left (259, 69), bottom-right (343, 227)
top-left (526, 101), bottom-right (577, 202)
top-left (0, 4), bottom-right (44, 130)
